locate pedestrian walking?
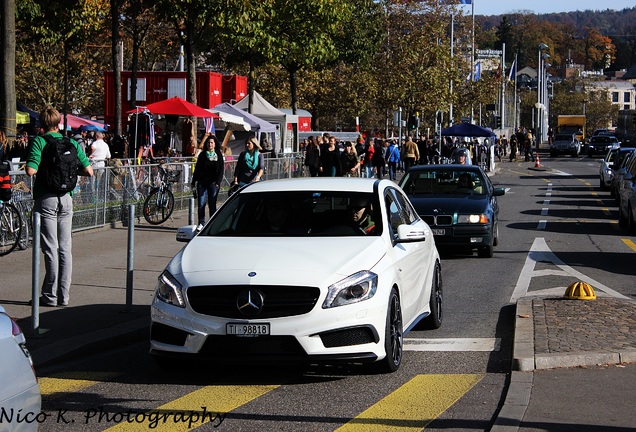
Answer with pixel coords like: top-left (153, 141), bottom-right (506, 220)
top-left (233, 137), bottom-right (264, 186)
top-left (192, 133), bottom-right (224, 230)
top-left (385, 140), bottom-right (401, 180)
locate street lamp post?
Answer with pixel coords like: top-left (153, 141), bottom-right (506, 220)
top-left (543, 61), bottom-right (551, 143)
top-left (537, 43), bottom-right (548, 151)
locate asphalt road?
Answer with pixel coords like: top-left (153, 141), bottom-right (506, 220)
top-left (17, 154), bottom-right (636, 431)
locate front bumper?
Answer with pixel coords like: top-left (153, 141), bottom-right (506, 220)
top-left (430, 224), bottom-right (492, 248)
top-left (149, 292), bottom-right (388, 363)
top-left (588, 145), bottom-right (612, 155)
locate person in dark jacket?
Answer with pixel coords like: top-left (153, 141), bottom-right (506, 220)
top-left (304, 137), bottom-right (320, 177)
top-left (192, 133), bottom-right (225, 229)
top-left (318, 137), bottom-right (341, 176)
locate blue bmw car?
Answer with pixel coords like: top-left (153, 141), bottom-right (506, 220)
top-left (399, 164), bottom-right (505, 258)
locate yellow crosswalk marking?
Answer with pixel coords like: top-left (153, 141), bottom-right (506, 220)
top-left (622, 238), bottom-right (636, 252)
top-left (336, 374), bottom-right (483, 431)
top-left (104, 384), bottom-right (279, 431)
top-left (39, 372), bottom-right (121, 396)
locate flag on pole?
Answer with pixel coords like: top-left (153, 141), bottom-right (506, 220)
top-left (508, 57), bottom-right (517, 81)
top-left (466, 61), bottom-right (481, 81)
top-left (203, 117), bottom-right (215, 135)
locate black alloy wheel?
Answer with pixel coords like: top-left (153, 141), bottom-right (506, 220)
top-left (376, 288), bottom-right (403, 373)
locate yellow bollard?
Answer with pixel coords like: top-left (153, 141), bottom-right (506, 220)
top-left (564, 281), bottom-right (596, 300)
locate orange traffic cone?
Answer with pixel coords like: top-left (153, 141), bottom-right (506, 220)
top-left (534, 153), bottom-right (541, 168)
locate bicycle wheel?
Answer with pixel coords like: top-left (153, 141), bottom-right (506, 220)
top-left (18, 205), bottom-right (30, 250)
top-left (143, 188), bottom-right (174, 225)
top-left (0, 202), bottom-right (22, 256)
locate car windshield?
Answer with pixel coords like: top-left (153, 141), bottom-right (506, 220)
top-left (202, 191), bottom-right (383, 237)
top-left (401, 169), bottom-right (487, 195)
top-left (554, 134), bottom-right (572, 142)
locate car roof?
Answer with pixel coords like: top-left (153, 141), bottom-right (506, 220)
top-left (237, 177), bottom-right (390, 194)
top-left (407, 164), bottom-right (483, 173)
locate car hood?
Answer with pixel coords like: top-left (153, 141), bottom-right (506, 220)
top-left (408, 195), bottom-right (489, 215)
top-left (166, 236), bottom-right (387, 287)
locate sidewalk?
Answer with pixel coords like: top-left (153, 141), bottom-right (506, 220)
top-left (3, 204), bottom-right (636, 430)
top-left (492, 296), bottom-right (636, 431)
top-left (2, 210), bottom-right (191, 367)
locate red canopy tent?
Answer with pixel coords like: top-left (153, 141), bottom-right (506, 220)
top-left (129, 97), bottom-right (219, 118)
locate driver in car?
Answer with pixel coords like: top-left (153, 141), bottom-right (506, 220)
top-left (349, 198), bottom-right (375, 235)
top-left (455, 173), bottom-right (474, 193)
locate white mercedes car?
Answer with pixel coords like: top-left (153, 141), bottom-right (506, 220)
top-left (150, 178), bottom-right (442, 373)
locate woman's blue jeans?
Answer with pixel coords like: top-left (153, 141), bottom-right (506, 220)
top-left (196, 183), bottom-right (219, 225)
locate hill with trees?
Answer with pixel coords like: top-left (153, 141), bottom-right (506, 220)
top-left (477, 7), bottom-right (636, 70)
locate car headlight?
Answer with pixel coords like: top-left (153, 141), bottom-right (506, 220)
top-left (156, 270), bottom-right (185, 307)
top-left (322, 270), bottom-right (378, 309)
top-left (457, 214), bottom-right (489, 224)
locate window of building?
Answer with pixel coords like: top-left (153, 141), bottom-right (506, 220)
top-left (624, 93), bottom-right (631, 103)
top-left (612, 92), bottom-right (619, 103)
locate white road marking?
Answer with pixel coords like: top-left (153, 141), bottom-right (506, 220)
top-left (404, 338), bottom-right (501, 352)
top-left (537, 220), bottom-right (547, 230)
top-left (550, 170), bottom-right (573, 176)
top-left (509, 237), bottom-right (629, 304)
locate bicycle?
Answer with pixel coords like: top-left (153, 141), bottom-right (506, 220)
top-left (0, 200), bottom-right (23, 256)
top-left (142, 163), bottom-right (180, 225)
top-left (12, 187), bottom-right (33, 251)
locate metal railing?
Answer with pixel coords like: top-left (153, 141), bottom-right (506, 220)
top-left (9, 153), bottom-right (306, 233)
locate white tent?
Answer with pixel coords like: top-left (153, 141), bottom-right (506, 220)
top-left (234, 92), bottom-right (299, 153)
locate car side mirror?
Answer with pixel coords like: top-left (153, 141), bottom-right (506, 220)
top-left (493, 187), bottom-right (505, 196)
top-left (396, 223), bottom-right (426, 243)
top-left (176, 225), bottom-right (197, 242)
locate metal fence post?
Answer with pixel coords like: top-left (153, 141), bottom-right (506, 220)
top-left (125, 204), bottom-right (134, 312)
top-left (30, 211), bottom-right (46, 336)
top-left (189, 197), bottom-right (195, 225)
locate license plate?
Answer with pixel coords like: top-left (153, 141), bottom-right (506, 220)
top-left (432, 229), bottom-right (446, 236)
top-left (226, 323), bottom-right (270, 337)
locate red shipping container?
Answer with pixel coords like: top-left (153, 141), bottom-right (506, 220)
top-left (105, 71), bottom-right (246, 129)
top-left (222, 75), bottom-right (247, 104)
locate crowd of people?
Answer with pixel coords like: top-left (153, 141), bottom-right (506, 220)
top-left (300, 132), bottom-right (516, 179)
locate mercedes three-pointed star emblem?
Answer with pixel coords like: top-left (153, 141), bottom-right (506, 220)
top-left (236, 289), bottom-right (265, 317)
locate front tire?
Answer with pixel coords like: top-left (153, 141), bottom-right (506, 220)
top-left (422, 262), bottom-right (443, 329)
top-left (376, 288), bottom-right (403, 373)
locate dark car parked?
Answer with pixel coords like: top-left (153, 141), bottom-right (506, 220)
top-left (399, 164), bottom-right (505, 258)
top-left (618, 152), bottom-right (636, 233)
top-left (610, 148), bottom-right (636, 201)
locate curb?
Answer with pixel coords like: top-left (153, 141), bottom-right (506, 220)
top-left (512, 299), bottom-right (534, 371)
top-left (490, 371), bottom-right (533, 432)
top-left (31, 316), bottom-right (150, 368)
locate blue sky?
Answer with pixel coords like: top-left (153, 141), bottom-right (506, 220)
top-left (462, 1), bottom-right (634, 16)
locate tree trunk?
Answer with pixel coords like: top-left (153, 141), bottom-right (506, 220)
top-left (289, 65), bottom-right (298, 115)
top-left (0, 0), bottom-right (16, 139)
top-left (130, 23), bottom-right (140, 111)
top-left (248, 56), bottom-right (255, 114)
top-left (111, 0), bottom-right (122, 136)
